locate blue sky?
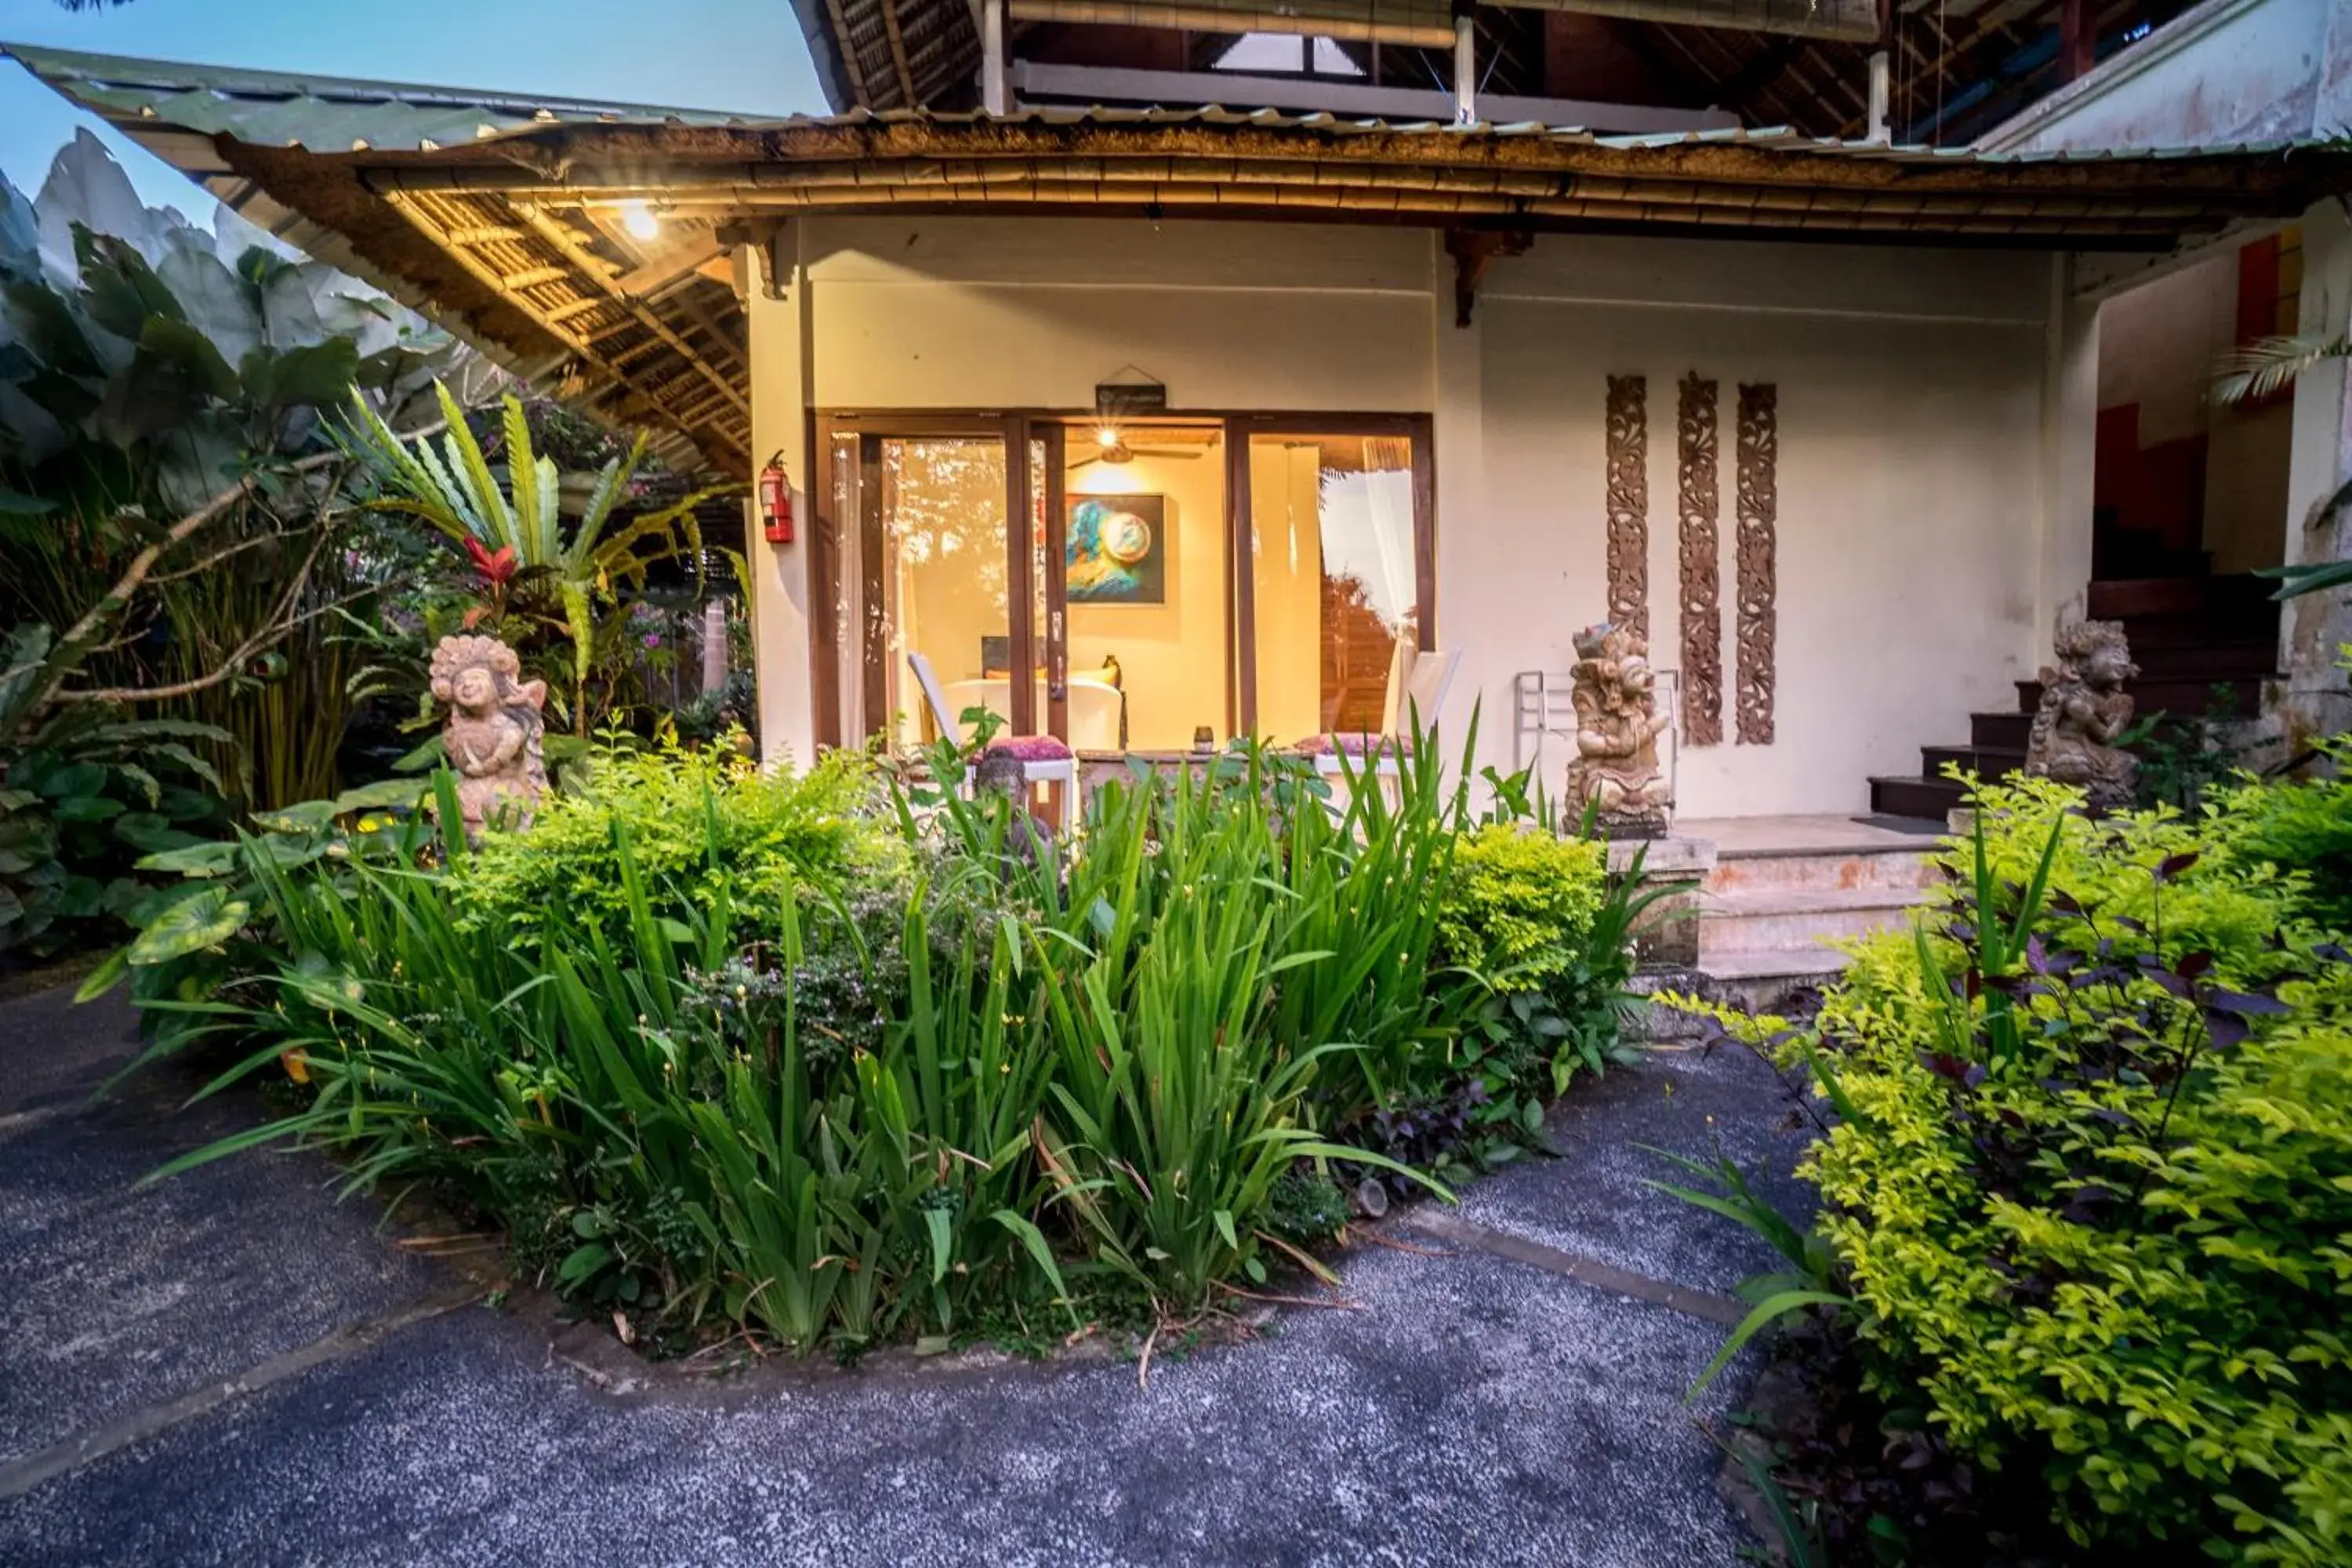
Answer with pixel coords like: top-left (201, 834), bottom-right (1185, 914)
top-left (0, 0), bottom-right (827, 213)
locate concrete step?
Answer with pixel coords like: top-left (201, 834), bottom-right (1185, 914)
top-left (1703, 843), bottom-right (1939, 896)
top-left (1921, 744), bottom-right (2025, 780)
top-left (2087, 573), bottom-right (2274, 620)
top-left (2015, 676), bottom-right (2265, 716)
top-left (2130, 640), bottom-right (2281, 682)
top-left (1871, 774), bottom-right (1965, 818)
top-left (1970, 710), bottom-right (2031, 749)
top-left (1699, 884), bottom-right (1931, 955)
top-left (1689, 946), bottom-right (1849, 1014)
top-left (2110, 609), bottom-right (2280, 649)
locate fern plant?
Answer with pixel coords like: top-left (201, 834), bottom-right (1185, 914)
top-left (339, 383), bottom-right (735, 731)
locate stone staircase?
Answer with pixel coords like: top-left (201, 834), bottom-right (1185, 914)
top-left (1868, 573), bottom-right (2281, 819)
top-left (1691, 818), bottom-right (1945, 1009)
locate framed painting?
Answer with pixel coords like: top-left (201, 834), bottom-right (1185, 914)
top-left (1065, 495), bottom-right (1167, 605)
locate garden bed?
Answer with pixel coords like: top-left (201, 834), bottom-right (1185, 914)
top-left (99, 733), bottom-right (1660, 1363)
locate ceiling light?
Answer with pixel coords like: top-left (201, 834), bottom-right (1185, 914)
top-left (619, 200), bottom-right (660, 241)
top-left (1095, 425), bottom-right (1120, 449)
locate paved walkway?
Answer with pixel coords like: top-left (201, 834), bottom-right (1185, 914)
top-left (0, 981), bottom-right (1813, 1566)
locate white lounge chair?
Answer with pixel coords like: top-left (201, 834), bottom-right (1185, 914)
top-left (1308, 644), bottom-right (1461, 782)
top-left (907, 652), bottom-right (1080, 832)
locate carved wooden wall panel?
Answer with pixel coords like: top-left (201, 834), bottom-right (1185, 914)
top-left (1604, 375), bottom-right (1649, 641)
top-left (1675, 372), bottom-right (1722, 747)
top-left (1734, 383), bottom-right (1779, 746)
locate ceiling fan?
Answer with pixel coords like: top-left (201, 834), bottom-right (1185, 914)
top-left (1070, 424), bottom-right (1210, 471)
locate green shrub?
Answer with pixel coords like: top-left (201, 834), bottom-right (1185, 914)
top-left (456, 741), bottom-right (898, 947)
top-left (1696, 777), bottom-right (2352, 1565)
top-left (1436, 822), bottom-right (1608, 992)
top-left (2211, 756), bottom-right (2352, 933)
top-left (1432, 822), bottom-right (1649, 1143)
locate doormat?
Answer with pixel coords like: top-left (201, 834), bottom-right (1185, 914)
top-left (1849, 814), bottom-right (1946, 836)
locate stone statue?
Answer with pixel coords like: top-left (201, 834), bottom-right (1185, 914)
top-left (429, 633), bottom-right (548, 840)
top-left (2027, 619), bottom-right (2139, 811)
top-left (1564, 622), bottom-right (1673, 836)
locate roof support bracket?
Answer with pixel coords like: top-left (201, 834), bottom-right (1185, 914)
top-left (1446, 227), bottom-right (1532, 328)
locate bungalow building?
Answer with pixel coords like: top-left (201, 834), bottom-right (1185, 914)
top-left (9, 0), bottom-right (2349, 837)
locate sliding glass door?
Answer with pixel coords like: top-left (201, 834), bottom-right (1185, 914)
top-left (815, 412), bottom-right (1432, 754)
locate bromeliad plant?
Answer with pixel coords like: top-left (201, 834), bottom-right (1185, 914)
top-left (339, 385), bottom-right (739, 733)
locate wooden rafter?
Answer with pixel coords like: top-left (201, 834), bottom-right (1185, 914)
top-left (510, 205), bottom-right (750, 422)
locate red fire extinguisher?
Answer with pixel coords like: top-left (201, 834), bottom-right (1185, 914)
top-left (758, 452), bottom-right (793, 544)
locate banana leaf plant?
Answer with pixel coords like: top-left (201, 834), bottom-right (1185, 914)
top-left (338, 383), bottom-right (738, 731)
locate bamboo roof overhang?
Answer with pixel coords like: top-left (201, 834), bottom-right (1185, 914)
top-left (13, 43), bottom-right (2349, 480)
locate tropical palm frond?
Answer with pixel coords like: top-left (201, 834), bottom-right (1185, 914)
top-left (588, 485), bottom-right (727, 590)
top-left (2212, 332), bottom-right (2350, 407)
top-left (503, 396), bottom-right (543, 559)
top-left (434, 382), bottom-right (516, 550)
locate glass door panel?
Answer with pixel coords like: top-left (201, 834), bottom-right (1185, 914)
top-left (1247, 433), bottom-right (1421, 746)
top-left (870, 435), bottom-right (1012, 750)
top-left (1062, 421), bottom-right (1229, 752)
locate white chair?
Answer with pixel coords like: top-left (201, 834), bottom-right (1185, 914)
top-left (938, 674), bottom-right (1123, 753)
top-left (1313, 644), bottom-right (1461, 783)
top-left (1065, 677), bottom-right (1123, 753)
top-left (907, 652), bottom-right (1080, 833)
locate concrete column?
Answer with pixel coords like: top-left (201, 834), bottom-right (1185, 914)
top-left (1866, 51), bottom-right (1889, 141)
top-left (1429, 230), bottom-right (1485, 773)
top-left (2035, 252), bottom-right (2100, 666)
top-left (2278, 196), bottom-right (2352, 750)
top-left (743, 225), bottom-right (818, 769)
top-left (1453, 14), bottom-right (1477, 126)
top-left (982, 0), bottom-right (1007, 114)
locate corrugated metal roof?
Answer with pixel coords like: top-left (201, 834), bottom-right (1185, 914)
top-left (2, 42), bottom-right (769, 150)
top-left (4, 39), bottom-right (2319, 164)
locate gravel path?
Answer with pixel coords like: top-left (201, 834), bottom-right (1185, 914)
top-left (0, 979), bottom-right (1810, 1566)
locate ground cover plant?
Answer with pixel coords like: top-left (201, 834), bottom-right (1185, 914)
top-left (99, 720), bottom-right (1654, 1356)
top-left (1668, 772), bottom-right (2352, 1566)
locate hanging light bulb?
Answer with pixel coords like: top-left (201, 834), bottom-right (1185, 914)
top-left (619, 199), bottom-right (660, 241)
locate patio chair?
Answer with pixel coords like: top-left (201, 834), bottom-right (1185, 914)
top-left (1306, 645), bottom-right (1461, 783)
top-left (906, 652), bottom-right (1080, 833)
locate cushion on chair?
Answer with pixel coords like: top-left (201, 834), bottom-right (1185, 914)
top-left (985, 735), bottom-right (1076, 762)
top-left (1297, 732), bottom-right (1411, 757)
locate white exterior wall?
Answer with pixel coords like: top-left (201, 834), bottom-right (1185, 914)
top-left (740, 215), bottom-right (2072, 818)
top-left (1472, 238), bottom-right (2054, 818)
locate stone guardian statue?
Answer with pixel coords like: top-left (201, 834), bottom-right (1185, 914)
top-left (2026, 619), bottom-right (2139, 811)
top-left (429, 633), bottom-right (549, 840)
top-left (1564, 622), bottom-right (1673, 837)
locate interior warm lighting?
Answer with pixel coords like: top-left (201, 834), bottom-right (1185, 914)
top-left (1094, 425), bottom-right (1120, 448)
top-left (619, 200), bottom-right (660, 241)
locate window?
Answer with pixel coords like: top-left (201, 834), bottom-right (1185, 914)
top-left (1248, 434), bottom-right (1421, 745)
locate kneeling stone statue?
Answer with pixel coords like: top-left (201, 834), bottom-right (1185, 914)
top-left (1563, 622), bottom-right (1672, 837)
top-left (430, 633), bottom-right (548, 840)
top-left (2025, 619), bottom-right (2138, 811)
